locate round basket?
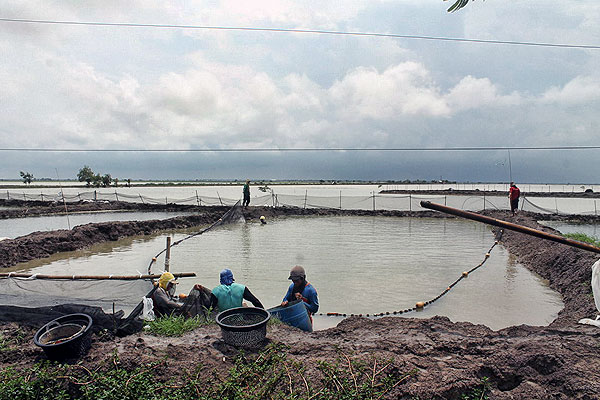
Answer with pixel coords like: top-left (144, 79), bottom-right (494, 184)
top-left (34, 313), bottom-right (93, 360)
top-left (215, 307), bottom-right (270, 347)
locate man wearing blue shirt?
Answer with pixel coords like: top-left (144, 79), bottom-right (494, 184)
top-left (281, 265), bottom-right (319, 315)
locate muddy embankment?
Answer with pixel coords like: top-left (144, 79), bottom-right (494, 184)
top-left (380, 188), bottom-right (600, 198)
top-left (1, 200), bottom-right (600, 398)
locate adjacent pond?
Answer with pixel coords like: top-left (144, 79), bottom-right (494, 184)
top-left (539, 220), bottom-right (600, 238)
top-left (7, 216), bottom-right (563, 331)
top-left (0, 211), bottom-right (194, 239)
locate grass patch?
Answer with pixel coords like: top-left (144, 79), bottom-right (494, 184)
top-left (0, 344), bottom-right (415, 400)
top-left (563, 232), bottom-right (600, 247)
top-left (459, 377), bottom-right (491, 400)
top-left (146, 314), bottom-right (205, 337)
top-left (0, 328), bottom-right (26, 352)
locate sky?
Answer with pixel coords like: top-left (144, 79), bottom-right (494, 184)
top-left (1, 0), bottom-right (599, 183)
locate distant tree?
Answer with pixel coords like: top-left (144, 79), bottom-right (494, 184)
top-left (101, 174), bottom-right (112, 188)
top-left (77, 166), bottom-right (95, 187)
top-left (92, 173), bottom-right (102, 188)
top-left (19, 171), bottom-right (34, 185)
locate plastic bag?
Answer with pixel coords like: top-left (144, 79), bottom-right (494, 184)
top-left (141, 297), bottom-right (155, 321)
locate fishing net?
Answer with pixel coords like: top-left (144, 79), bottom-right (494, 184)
top-left (0, 201), bottom-right (245, 335)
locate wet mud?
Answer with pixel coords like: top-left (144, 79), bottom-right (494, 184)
top-left (1, 200), bottom-right (600, 398)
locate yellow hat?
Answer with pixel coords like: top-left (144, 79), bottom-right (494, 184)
top-left (158, 272), bottom-right (177, 289)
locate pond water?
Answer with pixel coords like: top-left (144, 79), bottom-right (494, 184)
top-left (8, 216), bottom-right (563, 331)
top-left (0, 211), bottom-right (193, 239)
top-left (539, 221), bottom-right (600, 238)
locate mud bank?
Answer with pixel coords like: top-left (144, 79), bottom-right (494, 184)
top-left (380, 189), bottom-right (600, 198)
top-left (1, 203), bottom-right (600, 398)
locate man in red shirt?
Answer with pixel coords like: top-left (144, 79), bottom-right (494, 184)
top-left (509, 182), bottom-right (521, 215)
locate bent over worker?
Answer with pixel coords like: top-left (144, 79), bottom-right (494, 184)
top-left (152, 272), bottom-right (213, 318)
top-left (152, 272), bottom-right (183, 317)
top-left (281, 265), bottom-right (319, 315)
top-left (211, 268), bottom-right (264, 312)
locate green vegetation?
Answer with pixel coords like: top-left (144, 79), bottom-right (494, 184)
top-left (0, 344), bottom-right (415, 400)
top-left (564, 232), bottom-right (600, 247)
top-left (146, 314), bottom-right (206, 337)
top-left (76, 165), bottom-right (112, 188)
top-left (460, 377), bottom-right (491, 400)
top-left (19, 171), bottom-right (34, 185)
top-left (0, 328), bottom-right (26, 352)
top-left (447, 0), bottom-right (474, 13)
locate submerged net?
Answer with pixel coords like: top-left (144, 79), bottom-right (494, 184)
top-left (0, 277), bottom-right (151, 314)
top-left (0, 201), bottom-right (245, 334)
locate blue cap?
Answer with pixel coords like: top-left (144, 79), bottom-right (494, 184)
top-left (220, 269), bottom-right (234, 285)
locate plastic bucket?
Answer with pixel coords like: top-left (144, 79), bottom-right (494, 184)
top-left (34, 313), bottom-right (93, 360)
top-left (268, 300), bottom-right (312, 332)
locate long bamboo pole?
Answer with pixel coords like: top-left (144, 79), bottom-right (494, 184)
top-left (420, 201), bottom-right (600, 254)
top-left (0, 272), bottom-right (196, 280)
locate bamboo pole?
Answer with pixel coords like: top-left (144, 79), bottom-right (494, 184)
top-left (0, 272), bottom-right (196, 280)
top-left (420, 201), bottom-right (600, 254)
top-left (165, 236), bottom-right (172, 272)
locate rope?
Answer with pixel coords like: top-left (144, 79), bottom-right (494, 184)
top-left (319, 229), bottom-right (504, 318)
top-left (145, 201), bottom-right (242, 274)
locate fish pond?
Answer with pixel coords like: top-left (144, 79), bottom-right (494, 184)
top-left (8, 215), bottom-right (563, 331)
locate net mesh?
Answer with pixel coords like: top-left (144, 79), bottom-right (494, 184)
top-left (0, 202), bottom-right (245, 334)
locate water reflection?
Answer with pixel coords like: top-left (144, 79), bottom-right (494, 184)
top-left (11, 216), bottom-right (563, 331)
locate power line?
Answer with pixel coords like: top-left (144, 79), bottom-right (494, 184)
top-left (1, 17), bottom-right (598, 50)
top-left (1, 146), bottom-right (599, 153)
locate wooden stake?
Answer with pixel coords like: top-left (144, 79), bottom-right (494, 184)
top-left (165, 236), bottom-right (172, 272)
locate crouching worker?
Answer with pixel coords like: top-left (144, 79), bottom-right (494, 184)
top-left (281, 265), bottom-right (319, 318)
top-left (152, 272), bottom-right (212, 318)
top-left (210, 268), bottom-right (264, 312)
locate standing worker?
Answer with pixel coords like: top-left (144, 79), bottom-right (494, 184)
top-left (509, 182), bottom-right (521, 215)
top-left (211, 268), bottom-right (264, 312)
top-left (243, 180), bottom-right (251, 208)
top-left (281, 266), bottom-right (319, 316)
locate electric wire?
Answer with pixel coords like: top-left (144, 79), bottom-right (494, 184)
top-left (1, 17), bottom-right (599, 50)
top-left (1, 146), bottom-right (600, 153)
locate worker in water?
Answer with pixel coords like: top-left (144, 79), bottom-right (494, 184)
top-left (152, 272), bottom-right (183, 317)
top-left (211, 268), bottom-right (264, 312)
top-left (243, 180), bottom-right (251, 208)
top-left (509, 182), bottom-right (521, 215)
top-left (260, 215), bottom-right (266, 224)
top-left (281, 265), bottom-right (319, 316)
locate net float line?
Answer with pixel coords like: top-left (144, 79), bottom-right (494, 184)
top-left (420, 201), bottom-right (600, 254)
top-left (0, 272), bottom-right (196, 280)
top-left (145, 200), bottom-right (243, 274)
top-left (320, 230), bottom-right (502, 318)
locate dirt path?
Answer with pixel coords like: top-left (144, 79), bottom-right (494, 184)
top-left (1, 202), bottom-right (600, 398)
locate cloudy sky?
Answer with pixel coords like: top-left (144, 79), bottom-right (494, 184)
top-left (1, 1), bottom-right (599, 183)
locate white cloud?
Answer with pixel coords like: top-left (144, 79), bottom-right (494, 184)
top-left (540, 75), bottom-right (600, 104)
top-left (329, 63), bottom-right (450, 119)
top-left (445, 75), bottom-right (522, 111)
top-left (1, 0), bottom-right (599, 181)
